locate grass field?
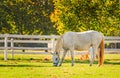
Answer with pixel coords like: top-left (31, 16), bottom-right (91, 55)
top-left (0, 54), bottom-right (120, 78)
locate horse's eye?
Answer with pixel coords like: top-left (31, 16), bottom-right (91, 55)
top-left (55, 58), bottom-right (58, 60)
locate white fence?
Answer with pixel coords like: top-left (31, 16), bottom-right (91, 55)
top-left (0, 34), bottom-right (120, 60)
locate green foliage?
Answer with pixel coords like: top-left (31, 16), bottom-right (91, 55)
top-left (51, 0), bottom-right (120, 35)
top-left (0, 0), bottom-right (57, 35)
top-left (0, 0), bottom-right (119, 35)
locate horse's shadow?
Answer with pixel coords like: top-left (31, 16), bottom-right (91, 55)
top-left (104, 59), bottom-right (120, 65)
top-left (74, 59), bottom-right (120, 65)
top-left (0, 59), bottom-right (120, 67)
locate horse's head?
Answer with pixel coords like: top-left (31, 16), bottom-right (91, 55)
top-left (52, 52), bottom-right (60, 66)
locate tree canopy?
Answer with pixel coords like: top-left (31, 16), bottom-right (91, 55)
top-left (0, 0), bottom-right (120, 36)
top-left (0, 0), bottom-right (57, 35)
top-left (51, 0), bottom-right (120, 36)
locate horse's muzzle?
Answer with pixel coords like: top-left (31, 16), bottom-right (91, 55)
top-left (53, 63), bottom-right (58, 66)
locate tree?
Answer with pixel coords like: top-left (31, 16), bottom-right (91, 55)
top-left (0, 0), bottom-right (57, 35)
top-left (51, 0), bottom-right (120, 36)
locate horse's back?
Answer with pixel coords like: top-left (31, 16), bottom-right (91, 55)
top-left (63, 30), bottom-right (103, 42)
top-left (76, 30), bottom-right (103, 41)
top-left (62, 30), bottom-right (103, 50)
top-left (76, 30), bottom-right (103, 46)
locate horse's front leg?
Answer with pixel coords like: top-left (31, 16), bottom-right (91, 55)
top-left (70, 50), bottom-right (74, 66)
top-left (59, 50), bottom-right (67, 66)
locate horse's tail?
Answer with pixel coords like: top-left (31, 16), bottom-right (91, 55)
top-left (54, 36), bottom-right (63, 55)
top-left (98, 37), bottom-right (104, 66)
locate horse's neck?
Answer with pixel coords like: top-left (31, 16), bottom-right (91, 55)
top-left (54, 46), bottom-right (60, 54)
top-left (54, 37), bottom-right (62, 54)
top-left (54, 45), bottom-right (60, 56)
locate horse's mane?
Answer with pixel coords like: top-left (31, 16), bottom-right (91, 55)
top-left (54, 36), bottom-right (63, 55)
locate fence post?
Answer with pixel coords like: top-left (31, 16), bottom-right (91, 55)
top-left (11, 38), bottom-right (14, 59)
top-left (4, 34), bottom-right (8, 61)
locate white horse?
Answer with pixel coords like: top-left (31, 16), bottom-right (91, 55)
top-left (52, 30), bottom-right (104, 66)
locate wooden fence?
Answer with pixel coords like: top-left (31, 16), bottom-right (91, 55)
top-left (0, 34), bottom-right (120, 60)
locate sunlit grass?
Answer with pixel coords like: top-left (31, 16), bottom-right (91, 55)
top-left (0, 54), bottom-right (120, 78)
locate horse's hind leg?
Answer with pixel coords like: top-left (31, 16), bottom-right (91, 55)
top-left (89, 47), bottom-right (93, 66)
top-left (89, 47), bottom-right (97, 66)
top-left (95, 48), bottom-right (100, 60)
top-left (70, 49), bottom-right (74, 66)
top-left (59, 49), bottom-right (67, 66)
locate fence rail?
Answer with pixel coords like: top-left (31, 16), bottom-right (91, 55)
top-left (0, 34), bottom-right (120, 60)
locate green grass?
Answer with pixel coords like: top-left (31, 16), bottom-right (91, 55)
top-left (0, 54), bottom-right (120, 78)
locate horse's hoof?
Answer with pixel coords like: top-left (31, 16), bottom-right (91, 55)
top-left (58, 64), bottom-right (61, 66)
top-left (71, 64), bottom-right (74, 66)
top-left (89, 64), bottom-right (92, 66)
top-left (53, 65), bottom-right (58, 67)
top-left (97, 64), bottom-right (102, 67)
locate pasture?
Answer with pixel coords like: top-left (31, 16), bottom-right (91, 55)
top-left (0, 54), bottom-right (120, 78)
